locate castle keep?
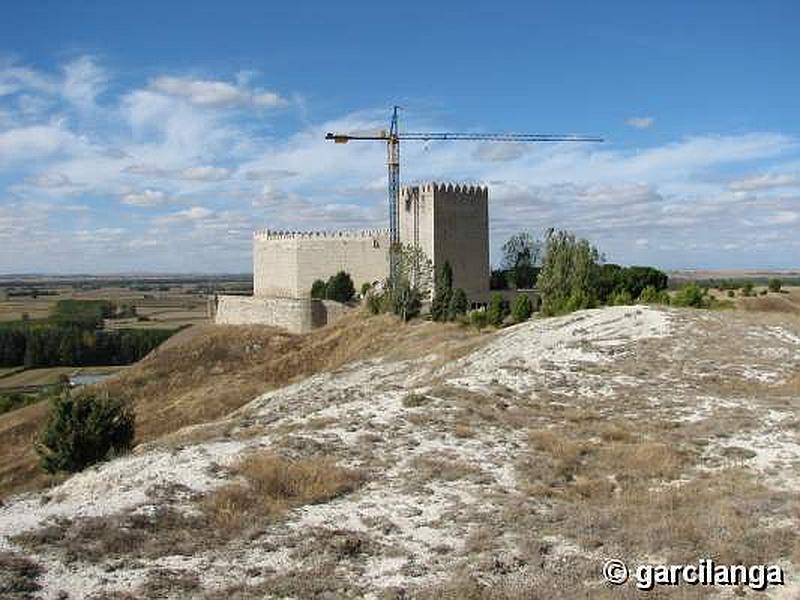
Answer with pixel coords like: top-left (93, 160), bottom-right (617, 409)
top-left (215, 182), bottom-right (491, 332)
top-left (399, 183), bottom-right (489, 299)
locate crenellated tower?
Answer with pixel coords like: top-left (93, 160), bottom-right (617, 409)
top-left (398, 183), bottom-right (490, 299)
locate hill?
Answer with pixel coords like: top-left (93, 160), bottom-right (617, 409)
top-left (0, 313), bottom-right (483, 499)
top-left (0, 306), bottom-right (798, 598)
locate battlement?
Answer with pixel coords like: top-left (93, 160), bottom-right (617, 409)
top-left (400, 182), bottom-right (488, 201)
top-left (254, 228), bottom-right (390, 241)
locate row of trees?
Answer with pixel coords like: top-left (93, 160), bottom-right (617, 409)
top-left (0, 325), bottom-right (174, 368)
top-left (537, 231), bottom-right (674, 315)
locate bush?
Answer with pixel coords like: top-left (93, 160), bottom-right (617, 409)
top-left (511, 294), bottom-right (533, 322)
top-left (672, 283), bottom-right (710, 308)
top-left (469, 310), bottom-right (488, 330)
top-left (325, 271), bottom-right (355, 303)
top-left (448, 288), bottom-right (468, 320)
top-left (608, 290), bottom-right (634, 306)
top-left (390, 279), bottom-right (421, 322)
top-left (768, 278), bottom-right (782, 293)
top-left (310, 279), bottom-right (327, 300)
top-left (486, 293), bottom-right (510, 327)
top-left (360, 282), bottom-right (372, 297)
top-left (741, 282), bottom-right (755, 297)
top-left (430, 262), bottom-right (453, 322)
top-left (37, 392), bottom-right (135, 474)
top-left (565, 289), bottom-right (593, 313)
top-left (727, 290), bottom-right (735, 298)
top-left (638, 285), bottom-right (670, 305)
top-left (365, 291), bottom-right (383, 315)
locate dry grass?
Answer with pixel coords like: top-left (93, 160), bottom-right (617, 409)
top-left (409, 454), bottom-right (484, 484)
top-left (510, 417), bottom-right (798, 597)
top-left (203, 452), bottom-right (364, 531)
top-left (736, 287), bottom-right (800, 315)
top-left (13, 508), bottom-right (204, 564)
top-left (0, 551), bottom-right (42, 599)
top-left (0, 310), bottom-right (484, 499)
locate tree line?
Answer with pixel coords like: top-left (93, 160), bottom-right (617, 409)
top-left (0, 324), bottom-right (174, 368)
top-left (0, 299), bottom-right (174, 368)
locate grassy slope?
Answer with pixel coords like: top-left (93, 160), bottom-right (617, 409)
top-left (0, 311), bottom-right (483, 499)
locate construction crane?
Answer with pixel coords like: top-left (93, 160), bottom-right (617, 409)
top-left (325, 106), bottom-right (602, 281)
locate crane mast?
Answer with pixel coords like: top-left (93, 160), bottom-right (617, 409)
top-left (387, 106), bottom-right (400, 278)
top-left (325, 106), bottom-right (602, 282)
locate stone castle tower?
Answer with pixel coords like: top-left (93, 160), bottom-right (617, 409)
top-left (399, 183), bottom-right (489, 299)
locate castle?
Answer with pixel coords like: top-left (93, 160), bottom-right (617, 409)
top-left (215, 182), bottom-right (491, 332)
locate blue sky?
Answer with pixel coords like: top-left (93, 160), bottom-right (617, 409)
top-left (1, 0), bottom-right (798, 273)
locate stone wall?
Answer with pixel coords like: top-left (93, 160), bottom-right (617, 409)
top-left (214, 295), bottom-right (351, 333)
top-left (253, 230), bottom-right (390, 298)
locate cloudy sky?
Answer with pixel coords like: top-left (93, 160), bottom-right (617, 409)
top-left (1, 1), bottom-right (798, 274)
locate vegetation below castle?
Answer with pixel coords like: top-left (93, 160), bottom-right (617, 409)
top-left (0, 299), bottom-right (175, 368)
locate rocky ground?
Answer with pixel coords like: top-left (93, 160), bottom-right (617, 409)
top-left (0, 306), bottom-right (798, 599)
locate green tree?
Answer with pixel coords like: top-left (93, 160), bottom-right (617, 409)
top-left (501, 233), bottom-right (542, 289)
top-left (325, 271), bottom-right (355, 303)
top-left (537, 230), bottom-right (599, 316)
top-left (37, 391), bottom-right (135, 474)
top-left (486, 293), bottom-right (510, 327)
top-left (390, 278), bottom-right (421, 322)
top-left (768, 278), bottom-right (782, 293)
top-left (489, 269), bottom-right (509, 290)
top-left (609, 290), bottom-right (634, 306)
top-left (638, 286), bottom-right (670, 305)
top-left (310, 279), bottom-right (328, 299)
top-left (448, 288), bottom-right (468, 320)
top-left (511, 294), bottom-right (534, 322)
top-left (430, 261), bottom-right (453, 322)
top-left (672, 283), bottom-right (710, 308)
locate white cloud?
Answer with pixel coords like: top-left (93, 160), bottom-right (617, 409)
top-left (0, 124), bottom-right (83, 164)
top-left (0, 62), bottom-right (57, 97)
top-left (728, 173), bottom-right (800, 191)
top-left (763, 211), bottom-right (799, 225)
top-left (62, 56), bottom-right (106, 110)
top-left (27, 172), bottom-right (75, 188)
top-left (150, 76), bottom-right (287, 108)
top-left (121, 163), bottom-right (230, 181)
top-left (179, 165), bottom-right (231, 181)
top-left (156, 206), bottom-right (215, 223)
top-left (626, 116), bottom-right (655, 129)
top-left (243, 167), bottom-right (298, 181)
top-left (121, 189), bottom-right (169, 206)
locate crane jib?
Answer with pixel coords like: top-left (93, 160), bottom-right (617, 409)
top-left (324, 108), bottom-right (603, 283)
